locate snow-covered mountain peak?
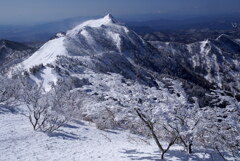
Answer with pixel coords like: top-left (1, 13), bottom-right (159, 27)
top-left (66, 14), bottom-right (120, 37)
top-left (103, 13), bottom-right (117, 23)
top-left (105, 13), bottom-right (113, 19)
top-left (15, 14), bottom-right (159, 87)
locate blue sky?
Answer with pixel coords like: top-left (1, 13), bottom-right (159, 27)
top-left (0, 0), bottom-right (239, 25)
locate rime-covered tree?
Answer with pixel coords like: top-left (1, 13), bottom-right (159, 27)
top-left (17, 79), bottom-right (81, 132)
top-left (199, 88), bottom-right (240, 160)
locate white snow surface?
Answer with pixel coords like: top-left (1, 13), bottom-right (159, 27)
top-left (0, 105), bottom-right (229, 161)
top-left (22, 37), bottom-right (67, 69)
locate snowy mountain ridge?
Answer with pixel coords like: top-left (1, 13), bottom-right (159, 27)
top-left (21, 14), bottom-right (149, 69)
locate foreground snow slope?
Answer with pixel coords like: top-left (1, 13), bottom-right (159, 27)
top-left (0, 106), bottom-right (230, 161)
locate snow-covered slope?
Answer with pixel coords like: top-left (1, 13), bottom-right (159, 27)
top-left (150, 34), bottom-right (240, 91)
top-left (0, 105), bottom-right (230, 161)
top-left (22, 37), bottom-right (67, 69)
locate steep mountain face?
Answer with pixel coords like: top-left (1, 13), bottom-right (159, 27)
top-left (0, 40), bottom-right (36, 73)
top-left (150, 34), bottom-right (240, 95)
top-left (19, 14), bottom-right (167, 89)
top-left (22, 14), bottom-right (151, 66)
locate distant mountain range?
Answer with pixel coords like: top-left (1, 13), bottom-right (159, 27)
top-left (143, 29), bottom-right (240, 43)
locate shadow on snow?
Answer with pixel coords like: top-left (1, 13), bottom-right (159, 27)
top-left (120, 148), bottom-right (228, 161)
top-left (0, 104), bottom-right (19, 115)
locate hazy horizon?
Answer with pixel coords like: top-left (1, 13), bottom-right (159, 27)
top-left (0, 0), bottom-right (240, 25)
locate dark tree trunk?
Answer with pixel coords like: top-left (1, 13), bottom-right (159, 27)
top-left (161, 152), bottom-right (165, 160)
top-left (188, 143), bottom-right (192, 154)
